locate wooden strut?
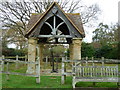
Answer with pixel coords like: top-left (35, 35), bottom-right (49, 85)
top-left (37, 35), bottom-right (72, 38)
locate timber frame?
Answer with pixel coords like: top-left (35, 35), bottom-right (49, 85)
top-left (25, 2), bottom-right (85, 44)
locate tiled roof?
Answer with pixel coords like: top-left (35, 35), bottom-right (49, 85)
top-left (27, 13), bottom-right (43, 33)
top-left (26, 2), bottom-right (85, 38)
top-left (66, 14), bottom-right (85, 36)
top-left (26, 13), bottom-right (85, 37)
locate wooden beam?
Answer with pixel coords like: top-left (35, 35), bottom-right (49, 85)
top-left (0, 59), bottom-right (37, 64)
top-left (37, 35), bottom-right (72, 38)
top-left (1, 71), bottom-right (38, 77)
top-left (37, 41), bottom-right (69, 44)
top-left (44, 42), bottom-right (69, 44)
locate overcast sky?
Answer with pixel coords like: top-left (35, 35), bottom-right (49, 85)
top-left (82, 0), bottom-right (119, 42)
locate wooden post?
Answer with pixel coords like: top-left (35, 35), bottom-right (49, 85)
top-left (16, 55), bottom-right (19, 69)
top-left (85, 57), bottom-right (88, 66)
top-left (101, 57), bottom-right (104, 66)
top-left (36, 46), bottom-right (40, 84)
top-left (25, 55), bottom-right (27, 62)
top-left (92, 57), bottom-right (94, 66)
top-left (61, 57), bottom-right (65, 84)
top-left (92, 57), bottom-right (94, 76)
top-left (65, 56), bottom-right (67, 60)
top-left (45, 56), bottom-right (48, 68)
top-left (1, 55), bottom-right (5, 72)
top-left (6, 62), bottom-right (9, 80)
top-left (36, 57), bottom-right (40, 83)
top-left (92, 57), bottom-right (96, 86)
top-left (24, 55), bottom-right (27, 66)
top-left (101, 57), bottom-right (104, 77)
top-left (64, 59), bottom-right (66, 81)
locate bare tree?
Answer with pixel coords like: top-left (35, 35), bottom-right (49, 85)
top-left (0, 0), bottom-right (100, 48)
top-left (0, 0), bottom-right (100, 34)
top-left (81, 4), bottom-right (100, 25)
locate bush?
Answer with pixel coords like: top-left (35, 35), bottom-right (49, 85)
top-left (94, 45), bottom-right (118, 59)
top-left (81, 42), bottom-right (95, 58)
top-left (2, 48), bottom-right (27, 56)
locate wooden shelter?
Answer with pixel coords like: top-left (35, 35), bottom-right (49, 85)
top-left (25, 2), bottom-right (85, 74)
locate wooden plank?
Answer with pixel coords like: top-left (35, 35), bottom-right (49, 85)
top-left (0, 59), bottom-right (37, 64)
top-left (1, 71), bottom-right (38, 77)
top-left (75, 66), bottom-right (118, 77)
top-left (111, 68), bottom-right (114, 77)
top-left (62, 59), bottom-right (114, 63)
top-left (74, 77), bottom-right (119, 82)
top-left (76, 66), bottom-right (117, 68)
top-left (37, 35), bottom-right (72, 38)
top-left (90, 67), bottom-right (93, 77)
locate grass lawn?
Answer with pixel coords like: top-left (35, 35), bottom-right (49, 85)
top-left (1, 63), bottom-right (119, 88)
top-left (2, 74), bottom-right (119, 88)
top-left (2, 75), bottom-right (72, 88)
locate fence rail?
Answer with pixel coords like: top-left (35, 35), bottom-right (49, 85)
top-left (0, 59), bottom-right (37, 64)
top-left (63, 59), bottom-right (120, 63)
top-left (1, 56), bottom-right (40, 83)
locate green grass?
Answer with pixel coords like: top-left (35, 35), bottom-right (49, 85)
top-left (2, 74), bottom-right (119, 88)
top-left (2, 75), bottom-right (72, 88)
top-left (2, 63), bottom-right (120, 88)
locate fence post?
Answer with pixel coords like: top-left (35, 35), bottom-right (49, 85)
top-left (101, 57), bottom-right (105, 77)
top-left (61, 57), bottom-right (65, 84)
top-left (85, 57), bottom-right (88, 66)
top-left (92, 57), bottom-right (96, 86)
top-left (6, 62), bottom-right (9, 80)
top-left (92, 57), bottom-right (94, 66)
top-left (36, 56), bottom-right (40, 84)
top-left (65, 56), bottom-right (68, 73)
top-left (36, 45), bottom-right (40, 84)
top-left (16, 55), bottom-right (19, 69)
top-left (25, 55), bottom-right (27, 62)
top-left (65, 56), bottom-right (67, 60)
top-left (46, 56), bottom-right (48, 67)
top-left (101, 57), bottom-right (104, 66)
top-left (1, 55), bottom-right (5, 72)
